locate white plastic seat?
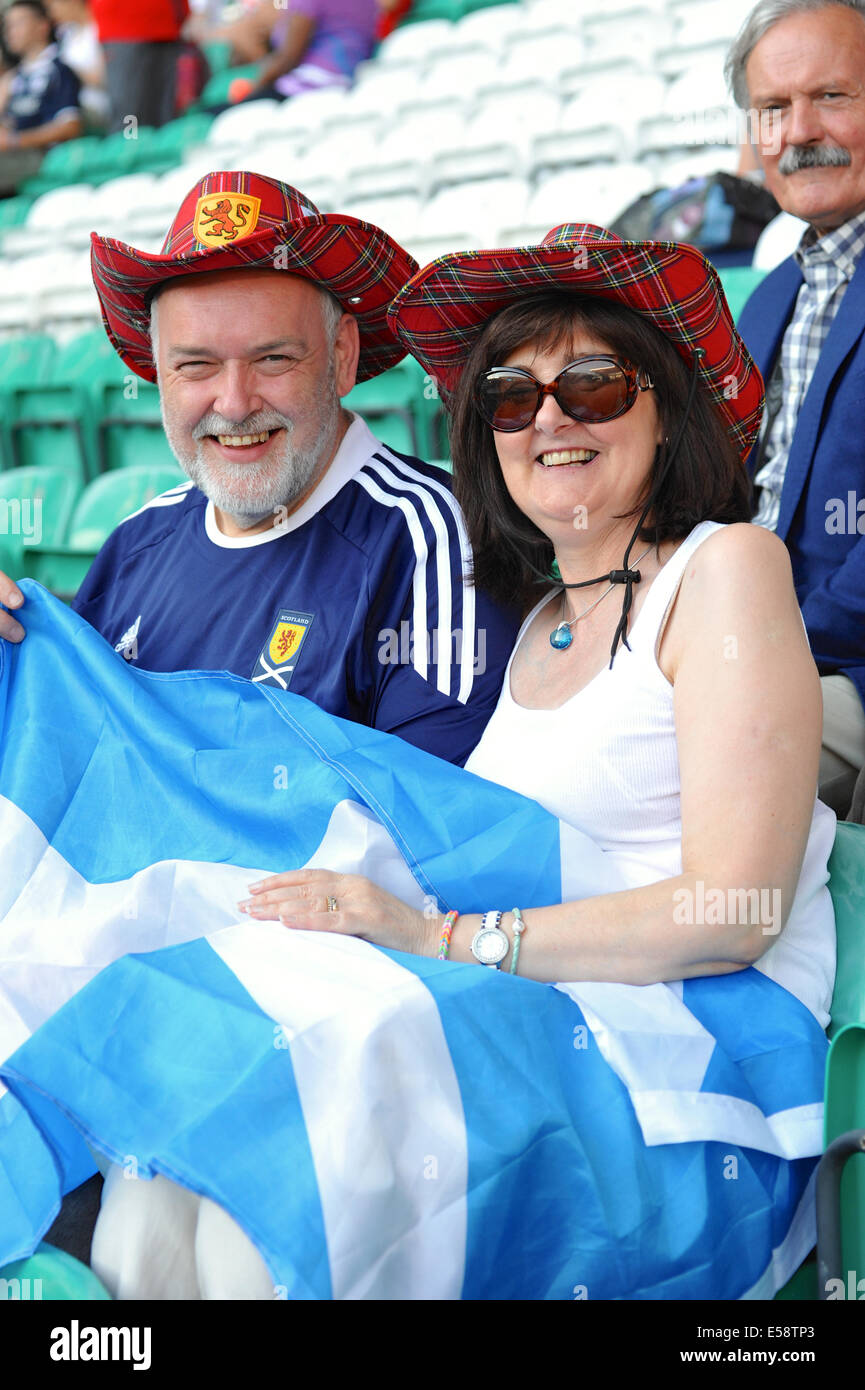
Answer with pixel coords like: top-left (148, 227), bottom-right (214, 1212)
top-left (653, 145), bottom-right (741, 183)
top-left (419, 176), bottom-right (531, 250)
top-left (447, 5), bottom-right (531, 55)
top-left (298, 125), bottom-right (384, 184)
top-left (636, 62), bottom-right (738, 155)
top-left (340, 67), bottom-right (438, 122)
top-left (482, 33), bottom-right (583, 96)
top-left (583, 7), bottom-right (675, 66)
top-left (340, 194), bottom-right (423, 243)
top-left (269, 85), bottom-right (357, 142)
top-left (345, 109), bottom-right (471, 201)
top-left (500, 163), bottom-right (657, 243)
top-left (205, 99), bottom-right (282, 154)
top-left (416, 51), bottom-right (503, 106)
top-left (533, 73), bottom-right (667, 169)
top-left (372, 19), bottom-right (456, 67)
top-left (433, 91), bottom-right (563, 186)
top-left (2, 183), bottom-right (96, 256)
top-left (752, 210), bottom-right (807, 271)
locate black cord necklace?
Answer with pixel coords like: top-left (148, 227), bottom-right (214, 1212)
top-left (515, 348), bottom-right (705, 668)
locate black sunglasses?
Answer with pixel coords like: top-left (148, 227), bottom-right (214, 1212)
top-left (474, 356), bottom-right (655, 433)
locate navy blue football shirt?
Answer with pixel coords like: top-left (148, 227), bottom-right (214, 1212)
top-left (72, 416), bottom-right (521, 767)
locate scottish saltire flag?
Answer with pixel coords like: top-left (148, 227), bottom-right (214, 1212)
top-left (0, 584), bottom-right (828, 1299)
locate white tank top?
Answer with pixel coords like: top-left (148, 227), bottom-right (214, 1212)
top-left (466, 520), bottom-right (837, 1025)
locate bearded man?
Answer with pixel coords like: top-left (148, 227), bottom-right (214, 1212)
top-left (0, 171), bottom-right (519, 766)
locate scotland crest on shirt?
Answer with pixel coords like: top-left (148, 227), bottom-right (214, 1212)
top-left (251, 610), bottom-right (314, 689)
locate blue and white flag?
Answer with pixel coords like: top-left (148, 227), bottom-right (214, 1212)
top-left (0, 584), bottom-right (828, 1299)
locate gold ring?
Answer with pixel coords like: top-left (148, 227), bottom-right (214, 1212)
top-left (326, 896), bottom-right (338, 912)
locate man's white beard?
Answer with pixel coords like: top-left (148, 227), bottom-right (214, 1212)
top-left (161, 376), bottom-right (342, 530)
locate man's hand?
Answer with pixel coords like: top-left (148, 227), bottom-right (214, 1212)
top-left (0, 577), bottom-right (25, 641)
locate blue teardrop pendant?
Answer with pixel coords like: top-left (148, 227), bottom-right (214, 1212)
top-left (550, 623), bottom-right (573, 650)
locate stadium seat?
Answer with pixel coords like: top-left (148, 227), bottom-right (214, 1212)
top-left (0, 464), bottom-right (81, 581)
top-left (4, 328), bottom-right (121, 482)
top-left (2, 183), bottom-right (96, 258)
top-left (534, 74), bottom-right (668, 170)
top-left (409, 175), bottom-right (530, 262)
top-left (487, 32), bottom-right (584, 97)
top-left (194, 62), bottom-right (260, 109)
top-left (501, 163), bottom-right (657, 244)
top-left (0, 335), bottom-right (56, 468)
top-left (0, 1243), bottom-right (111, 1300)
top-left (205, 100), bottom-right (283, 161)
top-left (717, 266), bottom-right (768, 323)
top-left (346, 109), bottom-right (472, 202)
top-left (636, 61), bottom-right (736, 156)
top-left (345, 356), bottom-right (435, 457)
top-left (372, 18), bottom-right (456, 67)
top-left (146, 112), bottom-right (215, 171)
top-left (400, 0), bottom-right (465, 23)
top-left (18, 135), bottom-right (102, 195)
top-left (95, 370), bottom-right (177, 473)
top-left (340, 194), bottom-right (424, 244)
top-left (583, 6), bottom-right (676, 68)
top-left (814, 824), bottom-right (865, 1292)
top-left (433, 91), bottom-right (562, 186)
top-left (426, 4), bottom-right (525, 59)
top-left (26, 462), bottom-right (186, 597)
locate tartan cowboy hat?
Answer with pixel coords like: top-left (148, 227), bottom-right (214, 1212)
top-left (386, 222), bottom-right (764, 463)
top-left (90, 170), bottom-right (419, 384)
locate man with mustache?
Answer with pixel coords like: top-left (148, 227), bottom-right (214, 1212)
top-left (728, 0), bottom-right (865, 813)
top-left (0, 170), bottom-right (519, 767)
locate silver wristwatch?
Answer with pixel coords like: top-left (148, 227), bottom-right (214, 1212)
top-left (471, 910), bottom-right (509, 968)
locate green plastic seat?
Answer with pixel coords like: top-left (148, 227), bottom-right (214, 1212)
top-left (5, 330), bottom-right (119, 482)
top-left (26, 462), bottom-right (186, 596)
top-left (0, 1242), bottom-right (111, 1300)
top-left (0, 332), bottom-right (57, 467)
top-left (775, 821), bottom-right (865, 1299)
top-left (400, 0), bottom-right (465, 21)
top-left (822, 822), bottom-right (865, 1284)
top-left (195, 62), bottom-right (260, 109)
top-left (0, 194), bottom-right (34, 231)
top-left (346, 357), bottom-right (439, 456)
top-left (18, 136), bottom-right (102, 194)
top-left (0, 464), bottom-right (81, 580)
top-left (718, 266), bottom-right (767, 323)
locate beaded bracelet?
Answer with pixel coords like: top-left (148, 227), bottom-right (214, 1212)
top-left (509, 907), bottom-right (527, 975)
top-left (437, 909), bottom-right (459, 960)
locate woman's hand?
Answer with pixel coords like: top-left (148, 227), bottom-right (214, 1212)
top-left (238, 870), bottom-right (441, 957)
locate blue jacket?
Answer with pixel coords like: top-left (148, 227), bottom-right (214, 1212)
top-left (738, 253), bottom-right (865, 711)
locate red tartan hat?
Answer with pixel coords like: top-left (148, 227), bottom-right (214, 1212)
top-left (387, 223), bottom-right (764, 463)
top-left (91, 170), bottom-right (419, 383)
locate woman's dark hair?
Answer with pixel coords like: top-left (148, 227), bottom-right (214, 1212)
top-left (448, 291), bottom-right (753, 611)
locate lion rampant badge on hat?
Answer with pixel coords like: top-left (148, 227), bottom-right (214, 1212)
top-left (192, 192), bottom-right (262, 248)
top-left (90, 170), bottom-right (419, 384)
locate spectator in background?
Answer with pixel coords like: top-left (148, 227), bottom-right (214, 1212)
top-left (238, 0), bottom-right (379, 102)
top-left (728, 0), bottom-right (865, 814)
top-left (47, 0), bottom-right (108, 127)
top-left (0, 0), bottom-right (81, 192)
top-left (376, 0), bottom-right (412, 42)
top-left (89, 0), bottom-right (190, 132)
